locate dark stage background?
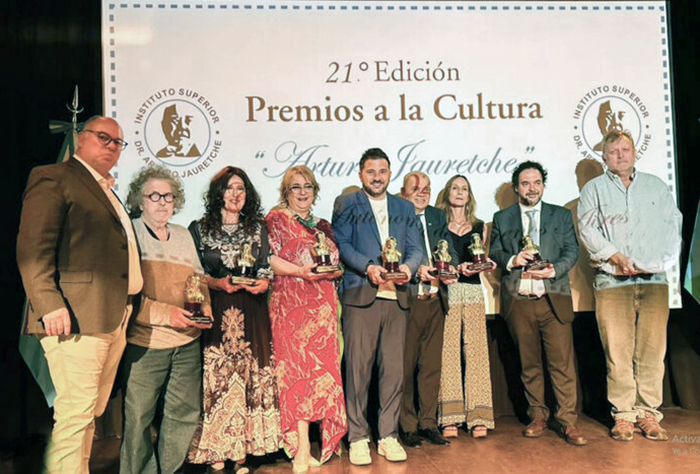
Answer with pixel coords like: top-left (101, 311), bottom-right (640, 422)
top-left (1, 0), bottom-right (699, 463)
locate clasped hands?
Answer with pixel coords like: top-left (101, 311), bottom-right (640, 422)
top-left (608, 252), bottom-right (644, 276)
top-left (513, 250), bottom-right (554, 279)
top-left (210, 275), bottom-right (270, 295)
top-left (169, 305), bottom-right (213, 330)
top-left (295, 263), bottom-right (344, 282)
top-left (457, 258), bottom-right (498, 277)
top-left (366, 264), bottom-right (412, 286)
top-left (416, 264), bottom-right (458, 285)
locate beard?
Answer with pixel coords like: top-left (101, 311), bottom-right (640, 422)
top-left (519, 194), bottom-right (542, 207)
top-left (363, 180), bottom-right (389, 198)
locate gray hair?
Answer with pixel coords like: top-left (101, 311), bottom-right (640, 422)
top-left (125, 165), bottom-right (185, 217)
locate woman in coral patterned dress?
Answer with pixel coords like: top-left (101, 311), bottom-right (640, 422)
top-left (187, 166), bottom-right (281, 473)
top-left (266, 165), bottom-right (347, 474)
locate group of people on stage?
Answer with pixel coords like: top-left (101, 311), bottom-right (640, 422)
top-left (16, 116), bottom-right (682, 474)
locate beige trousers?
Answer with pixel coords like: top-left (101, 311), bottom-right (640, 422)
top-left (40, 306), bottom-right (132, 474)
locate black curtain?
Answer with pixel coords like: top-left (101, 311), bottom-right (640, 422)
top-left (1, 0), bottom-right (699, 455)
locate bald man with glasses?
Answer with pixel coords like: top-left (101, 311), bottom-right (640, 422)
top-left (17, 116), bottom-right (142, 473)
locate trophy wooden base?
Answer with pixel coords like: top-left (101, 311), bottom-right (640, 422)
top-left (438, 270), bottom-right (459, 278)
top-left (184, 302), bottom-right (212, 325)
top-left (430, 268), bottom-right (459, 279)
top-left (433, 262), bottom-right (458, 279)
top-left (471, 261), bottom-right (495, 272)
top-left (525, 259), bottom-right (552, 271)
top-left (314, 264), bottom-right (340, 274)
top-left (382, 261), bottom-right (406, 280)
top-left (384, 271), bottom-right (408, 280)
top-left (230, 275), bottom-right (257, 285)
top-left (188, 314), bottom-right (214, 324)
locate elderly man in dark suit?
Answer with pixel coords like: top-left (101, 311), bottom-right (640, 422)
top-left (332, 148), bottom-right (423, 466)
top-left (17, 116), bottom-right (142, 473)
top-left (489, 160), bottom-right (587, 446)
top-left (398, 171), bottom-right (457, 449)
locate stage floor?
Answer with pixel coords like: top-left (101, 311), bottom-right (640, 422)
top-left (83, 408), bottom-right (700, 474)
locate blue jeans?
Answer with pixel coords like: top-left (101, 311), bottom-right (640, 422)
top-left (119, 339), bottom-right (202, 474)
top-left (595, 283), bottom-right (669, 422)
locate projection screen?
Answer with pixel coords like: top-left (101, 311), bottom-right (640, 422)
top-left (102, 0), bottom-right (679, 312)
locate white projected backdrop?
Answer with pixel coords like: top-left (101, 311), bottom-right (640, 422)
top-left (103, 0), bottom-right (679, 311)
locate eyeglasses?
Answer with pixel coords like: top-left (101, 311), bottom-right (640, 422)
top-left (289, 184), bottom-right (315, 194)
top-left (82, 129), bottom-right (128, 150)
top-left (144, 192), bottom-right (175, 203)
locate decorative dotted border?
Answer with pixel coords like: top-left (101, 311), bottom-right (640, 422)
top-left (110, 3), bottom-right (663, 11)
top-left (106, 1), bottom-right (678, 302)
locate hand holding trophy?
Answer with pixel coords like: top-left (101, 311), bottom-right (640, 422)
top-left (432, 239), bottom-right (459, 278)
top-left (310, 231), bottom-right (340, 273)
top-left (521, 235), bottom-right (552, 271)
top-left (381, 237), bottom-right (408, 280)
top-left (230, 243), bottom-right (258, 285)
top-left (184, 274), bottom-right (213, 325)
top-left (467, 234), bottom-right (495, 272)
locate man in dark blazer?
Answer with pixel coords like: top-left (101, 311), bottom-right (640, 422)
top-left (332, 148), bottom-right (422, 465)
top-left (398, 171), bottom-right (457, 449)
top-left (489, 160), bottom-right (587, 446)
top-left (17, 116), bottom-right (143, 473)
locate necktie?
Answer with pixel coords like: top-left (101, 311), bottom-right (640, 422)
top-left (526, 209), bottom-right (539, 246)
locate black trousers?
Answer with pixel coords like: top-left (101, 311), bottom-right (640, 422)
top-left (400, 296), bottom-right (445, 432)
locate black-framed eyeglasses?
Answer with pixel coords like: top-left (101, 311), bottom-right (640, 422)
top-left (289, 184), bottom-right (315, 194)
top-left (83, 129), bottom-right (128, 150)
top-left (144, 192), bottom-right (175, 203)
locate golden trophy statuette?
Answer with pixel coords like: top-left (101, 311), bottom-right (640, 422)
top-left (184, 274), bottom-right (212, 325)
top-left (381, 237), bottom-right (407, 280)
top-left (522, 235), bottom-right (551, 271)
top-left (432, 239), bottom-right (459, 278)
top-left (310, 231), bottom-right (340, 273)
top-left (468, 234), bottom-right (495, 272)
top-left (230, 243), bottom-right (258, 285)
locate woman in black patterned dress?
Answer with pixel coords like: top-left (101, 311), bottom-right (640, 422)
top-left (187, 166), bottom-right (281, 473)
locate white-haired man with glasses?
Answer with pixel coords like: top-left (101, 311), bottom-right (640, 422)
top-left (17, 116), bottom-right (142, 473)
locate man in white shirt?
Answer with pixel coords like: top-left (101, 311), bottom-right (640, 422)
top-left (332, 148), bottom-right (423, 465)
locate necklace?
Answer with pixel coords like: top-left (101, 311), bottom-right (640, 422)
top-left (294, 212), bottom-right (317, 229)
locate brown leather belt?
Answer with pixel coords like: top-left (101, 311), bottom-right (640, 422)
top-left (416, 293), bottom-right (438, 300)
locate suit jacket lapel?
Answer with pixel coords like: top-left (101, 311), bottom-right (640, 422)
top-left (424, 207), bottom-right (435, 248)
top-left (388, 194), bottom-right (399, 239)
top-left (358, 191), bottom-right (382, 246)
top-left (539, 202), bottom-right (554, 258)
top-left (68, 158), bottom-right (121, 223)
top-left (509, 205), bottom-right (524, 246)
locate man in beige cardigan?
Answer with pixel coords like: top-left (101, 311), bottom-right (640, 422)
top-left (17, 116), bottom-right (142, 473)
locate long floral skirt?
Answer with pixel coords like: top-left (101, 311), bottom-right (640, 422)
top-left (188, 291), bottom-right (282, 464)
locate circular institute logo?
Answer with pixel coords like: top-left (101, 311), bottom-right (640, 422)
top-left (132, 88), bottom-right (222, 177)
top-left (572, 85), bottom-right (651, 159)
top-left (146, 99), bottom-right (209, 166)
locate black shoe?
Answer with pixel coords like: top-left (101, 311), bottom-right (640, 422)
top-left (400, 430), bottom-right (423, 448)
top-left (418, 428), bottom-right (451, 446)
